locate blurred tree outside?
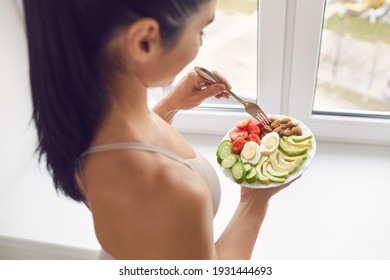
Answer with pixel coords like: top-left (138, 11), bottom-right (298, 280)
top-left (217, 0), bottom-right (257, 14)
top-left (313, 0), bottom-right (390, 113)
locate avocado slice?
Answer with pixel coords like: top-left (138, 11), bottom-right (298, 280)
top-left (270, 151), bottom-right (302, 173)
top-left (280, 150), bottom-right (308, 162)
top-left (266, 161), bottom-right (289, 178)
top-left (279, 138), bottom-right (308, 157)
top-left (289, 134), bottom-right (313, 143)
top-left (262, 161), bottom-right (286, 183)
top-left (283, 137), bottom-right (312, 148)
top-left (255, 156), bottom-right (271, 184)
top-left (275, 150), bottom-right (300, 167)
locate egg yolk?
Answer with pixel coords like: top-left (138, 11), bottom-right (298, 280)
top-left (242, 146), bottom-right (256, 160)
top-left (265, 137), bottom-right (277, 149)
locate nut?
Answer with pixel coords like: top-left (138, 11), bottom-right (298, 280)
top-left (280, 123), bottom-right (289, 129)
top-left (263, 125), bottom-right (273, 132)
top-left (292, 126), bottom-right (302, 136)
top-left (283, 129), bottom-right (293, 136)
top-left (281, 118), bottom-right (291, 124)
top-left (269, 117), bottom-right (277, 123)
top-left (270, 120), bottom-right (281, 129)
top-left (288, 121), bottom-right (299, 127)
top-left (273, 126), bottom-right (282, 134)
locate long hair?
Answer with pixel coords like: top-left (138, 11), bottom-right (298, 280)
top-left (23, 0), bottom-right (208, 201)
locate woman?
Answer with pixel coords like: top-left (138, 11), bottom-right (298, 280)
top-left (23, 0), bottom-right (298, 259)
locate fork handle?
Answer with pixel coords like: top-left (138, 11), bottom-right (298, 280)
top-left (225, 88), bottom-right (247, 105)
top-left (194, 67), bottom-right (247, 105)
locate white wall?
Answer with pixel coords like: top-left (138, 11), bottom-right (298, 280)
top-left (1, 0), bottom-right (390, 260)
top-left (0, 0), bottom-right (100, 258)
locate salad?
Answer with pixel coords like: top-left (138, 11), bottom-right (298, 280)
top-left (217, 116), bottom-right (315, 187)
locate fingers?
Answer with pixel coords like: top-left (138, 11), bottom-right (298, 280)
top-left (211, 70), bottom-right (232, 89)
top-left (194, 68), bottom-right (232, 89)
top-left (193, 68), bottom-right (233, 100)
top-left (215, 92), bottom-right (230, 99)
top-left (201, 83), bottom-right (227, 98)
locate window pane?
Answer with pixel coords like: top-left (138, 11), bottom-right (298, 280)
top-left (313, 0), bottom-right (390, 118)
top-left (170, 0), bottom-right (258, 108)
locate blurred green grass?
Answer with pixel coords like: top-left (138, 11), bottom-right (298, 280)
top-left (325, 14), bottom-right (390, 43)
top-left (217, 0), bottom-right (257, 14)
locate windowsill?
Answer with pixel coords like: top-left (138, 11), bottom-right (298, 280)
top-left (1, 133), bottom-right (389, 259)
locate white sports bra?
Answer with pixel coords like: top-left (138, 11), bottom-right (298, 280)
top-left (79, 142), bottom-right (221, 259)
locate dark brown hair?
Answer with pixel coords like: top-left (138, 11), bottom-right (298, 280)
top-left (23, 0), bottom-right (209, 201)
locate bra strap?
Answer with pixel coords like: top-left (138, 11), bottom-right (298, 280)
top-left (81, 142), bottom-right (195, 169)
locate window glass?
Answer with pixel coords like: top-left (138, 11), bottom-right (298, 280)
top-left (313, 0), bottom-right (390, 118)
top-left (151, 0), bottom-right (258, 108)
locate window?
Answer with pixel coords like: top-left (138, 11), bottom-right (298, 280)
top-left (288, 0), bottom-right (390, 144)
top-left (314, 0), bottom-right (390, 117)
top-left (177, 0), bottom-right (258, 107)
top-left (161, 0), bottom-right (288, 135)
top-left (156, 0), bottom-right (390, 145)
top-left (149, 0), bottom-right (259, 118)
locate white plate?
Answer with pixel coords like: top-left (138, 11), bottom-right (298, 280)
top-left (219, 114), bottom-right (316, 189)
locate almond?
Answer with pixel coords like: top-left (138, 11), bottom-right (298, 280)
top-left (288, 121), bottom-right (299, 127)
top-left (269, 117), bottom-right (277, 123)
top-left (283, 129), bottom-right (293, 136)
top-left (281, 118), bottom-right (291, 124)
top-left (270, 120), bottom-right (281, 129)
top-left (292, 126), bottom-right (302, 136)
top-left (273, 126), bottom-right (282, 133)
top-left (263, 125), bottom-right (273, 132)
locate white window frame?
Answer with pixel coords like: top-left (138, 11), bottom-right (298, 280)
top-left (171, 0), bottom-right (390, 145)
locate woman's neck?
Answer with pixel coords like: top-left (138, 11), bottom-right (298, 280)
top-left (93, 75), bottom-right (154, 144)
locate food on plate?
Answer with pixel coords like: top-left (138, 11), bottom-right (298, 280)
top-left (261, 117), bottom-right (302, 138)
top-left (240, 141), bottom-right (262, 165)
top-left (259, 132), bottom-right (279, 155)
top-left (217, 116), bottom-right (314, 186)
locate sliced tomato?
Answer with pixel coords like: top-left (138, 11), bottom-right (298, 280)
top-left (246, 134), bottom-right (261, 145)
top-left (247, 124), bottom-right (260, 136)
top-left (250, 117), bottom-right (264, 129)
top-left (232, 139), bottom-right (247, 154)
top-left (235, 118), bottom-right (251, 130)
top-left (229, 128), bottom-right (248, 142)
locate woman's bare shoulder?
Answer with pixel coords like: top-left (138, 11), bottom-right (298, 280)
top-left (84, 150), bottom-right (216, 259)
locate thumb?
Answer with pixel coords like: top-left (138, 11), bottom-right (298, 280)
top-left (202, 83), bottom-right (226, 97)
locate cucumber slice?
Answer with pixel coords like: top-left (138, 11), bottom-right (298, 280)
top-left (221, 154), bottom-right (240, 169)
top-left (231, 162), bottom-right (246, 183)
top-left (245, 167), bottom-right (258, 183)
top-left (243, 163), bottom-right (252, 175)
top-left (218, 139), bottom-right (232, 148)
top-left (216, 141), bottom-right (232, 164)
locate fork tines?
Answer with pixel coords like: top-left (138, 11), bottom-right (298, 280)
top-left (256, 113), bottom-right (270, 126)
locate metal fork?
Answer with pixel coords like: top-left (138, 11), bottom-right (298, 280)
top-left (194, 66), bottom-right (270, 125)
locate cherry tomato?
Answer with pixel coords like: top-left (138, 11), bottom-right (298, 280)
top-left (250, 117), bottom-right (264, 129)
top-left (232, 139), bottom-right (247, 154)
top-left (235, 118), bottom-right (251, 130)
top-left (246, 134), bottom-right (261, 145)
top-left (247, 124), bottom-right (260, 136)
top-left (229, 128), bottom-right (248, 142)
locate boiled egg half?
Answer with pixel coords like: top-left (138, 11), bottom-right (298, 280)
top-left (260, 132), bottom-right (280, 155)
top-left (240, 141), bottom-right (262, 165)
